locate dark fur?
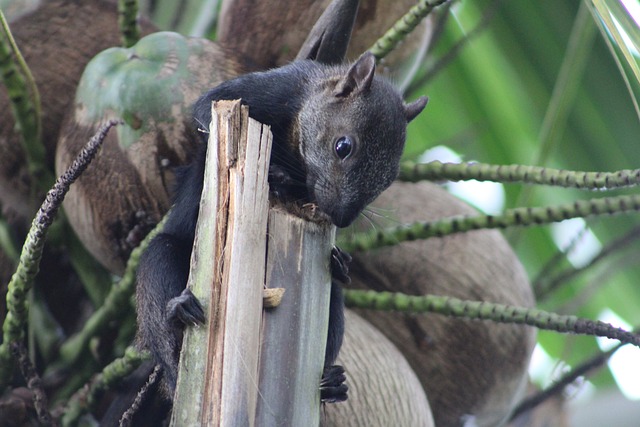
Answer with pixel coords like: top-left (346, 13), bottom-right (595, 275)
top-left (135, 52), bottom-right (427, 401)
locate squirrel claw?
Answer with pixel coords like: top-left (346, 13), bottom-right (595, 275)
top-left (166, 288), bottom-right (205, 327)
top-left (330, 246), bottom-right (352, 284)
top-left (320, 365), bottom-right (348, 403)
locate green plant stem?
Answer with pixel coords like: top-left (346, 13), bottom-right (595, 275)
top-left (339, 193), bottom-right (640, 252)
top-left (0, 120), bottom-right (121, 387)
top-left (58, 214), bottom-right (167, 365)
top-left (61, 347), bottom-right (149, 426)
top-left (344, 290), bottom-right (640, 347)
top-left (0, 9), bottom-right (50, 191)
top-left (118, 0), bottom-right (141, 47)
top-left (369, 0), bottom-right (450, 60)
top-left (399, 160), bottom-right (640, 190)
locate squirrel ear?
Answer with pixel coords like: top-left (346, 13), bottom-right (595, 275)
top-left (334, 51), bottom-right (376, 98)
top-left (296, 0), bottom-right (359, 64)
top-left (405, 96), bottom-right (428, 122)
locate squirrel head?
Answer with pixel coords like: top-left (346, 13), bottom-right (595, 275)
top-left (298, 52), bottom-right (428, 228)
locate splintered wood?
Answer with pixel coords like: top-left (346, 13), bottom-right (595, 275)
top-left (171, 100), bottom-right (269, 426)
top-left (171, 100), bottom-right (334, 427)
top-left (256, 211), bottom-right (335, 426)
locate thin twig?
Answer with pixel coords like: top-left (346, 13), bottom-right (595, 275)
top-left (405, 0), bottom-right (502, 94)
top-left (509, 342), bottom-right (624, 421)
top-left (535, 224), bottom-right (640, 300)
top-left (532, 225), bottom-right (589, 292)
top-left (11, 341), bottom-right (55, 426)
top-left (119, 364), bottom-right (162, 427)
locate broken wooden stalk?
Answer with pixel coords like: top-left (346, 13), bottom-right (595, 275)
top-left (170, 100), bottom-right (334, 426)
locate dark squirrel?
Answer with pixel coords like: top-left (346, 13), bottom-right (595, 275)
top-left (135, 51), bottom-right (427, 403)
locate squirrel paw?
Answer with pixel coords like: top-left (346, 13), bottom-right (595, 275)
top-left (320, 365), bottom-right (348, 403)
top-left (330, 246), bottom-right (352, 284)
top-left (268, 164), bottom-right (293, 185)
top-left (268, 164), bottom-right (296, 200)
top-left (166, 288), bottom-right (205, 327)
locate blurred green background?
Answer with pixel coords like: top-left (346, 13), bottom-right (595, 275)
top-left (405, 1), bottom-right (640, 424)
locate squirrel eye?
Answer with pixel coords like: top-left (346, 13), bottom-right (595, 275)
top-left (335, 136), bottom-right (353, 160)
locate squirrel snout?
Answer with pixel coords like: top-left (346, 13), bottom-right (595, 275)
top-left (322, 204), bottom-right (361, 228)
top-left (312, 181), bottom-right (364, 228)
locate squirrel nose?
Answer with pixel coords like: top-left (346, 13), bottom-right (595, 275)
top-left (327, 207), bottom-right (360, 228)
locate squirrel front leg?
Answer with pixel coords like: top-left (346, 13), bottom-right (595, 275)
top-left (136, 151), bottom-right (206, 394)
top-left (136, 232), bottom-right (204, 393)
top-left (321, 247), bottom-right (351, 402)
